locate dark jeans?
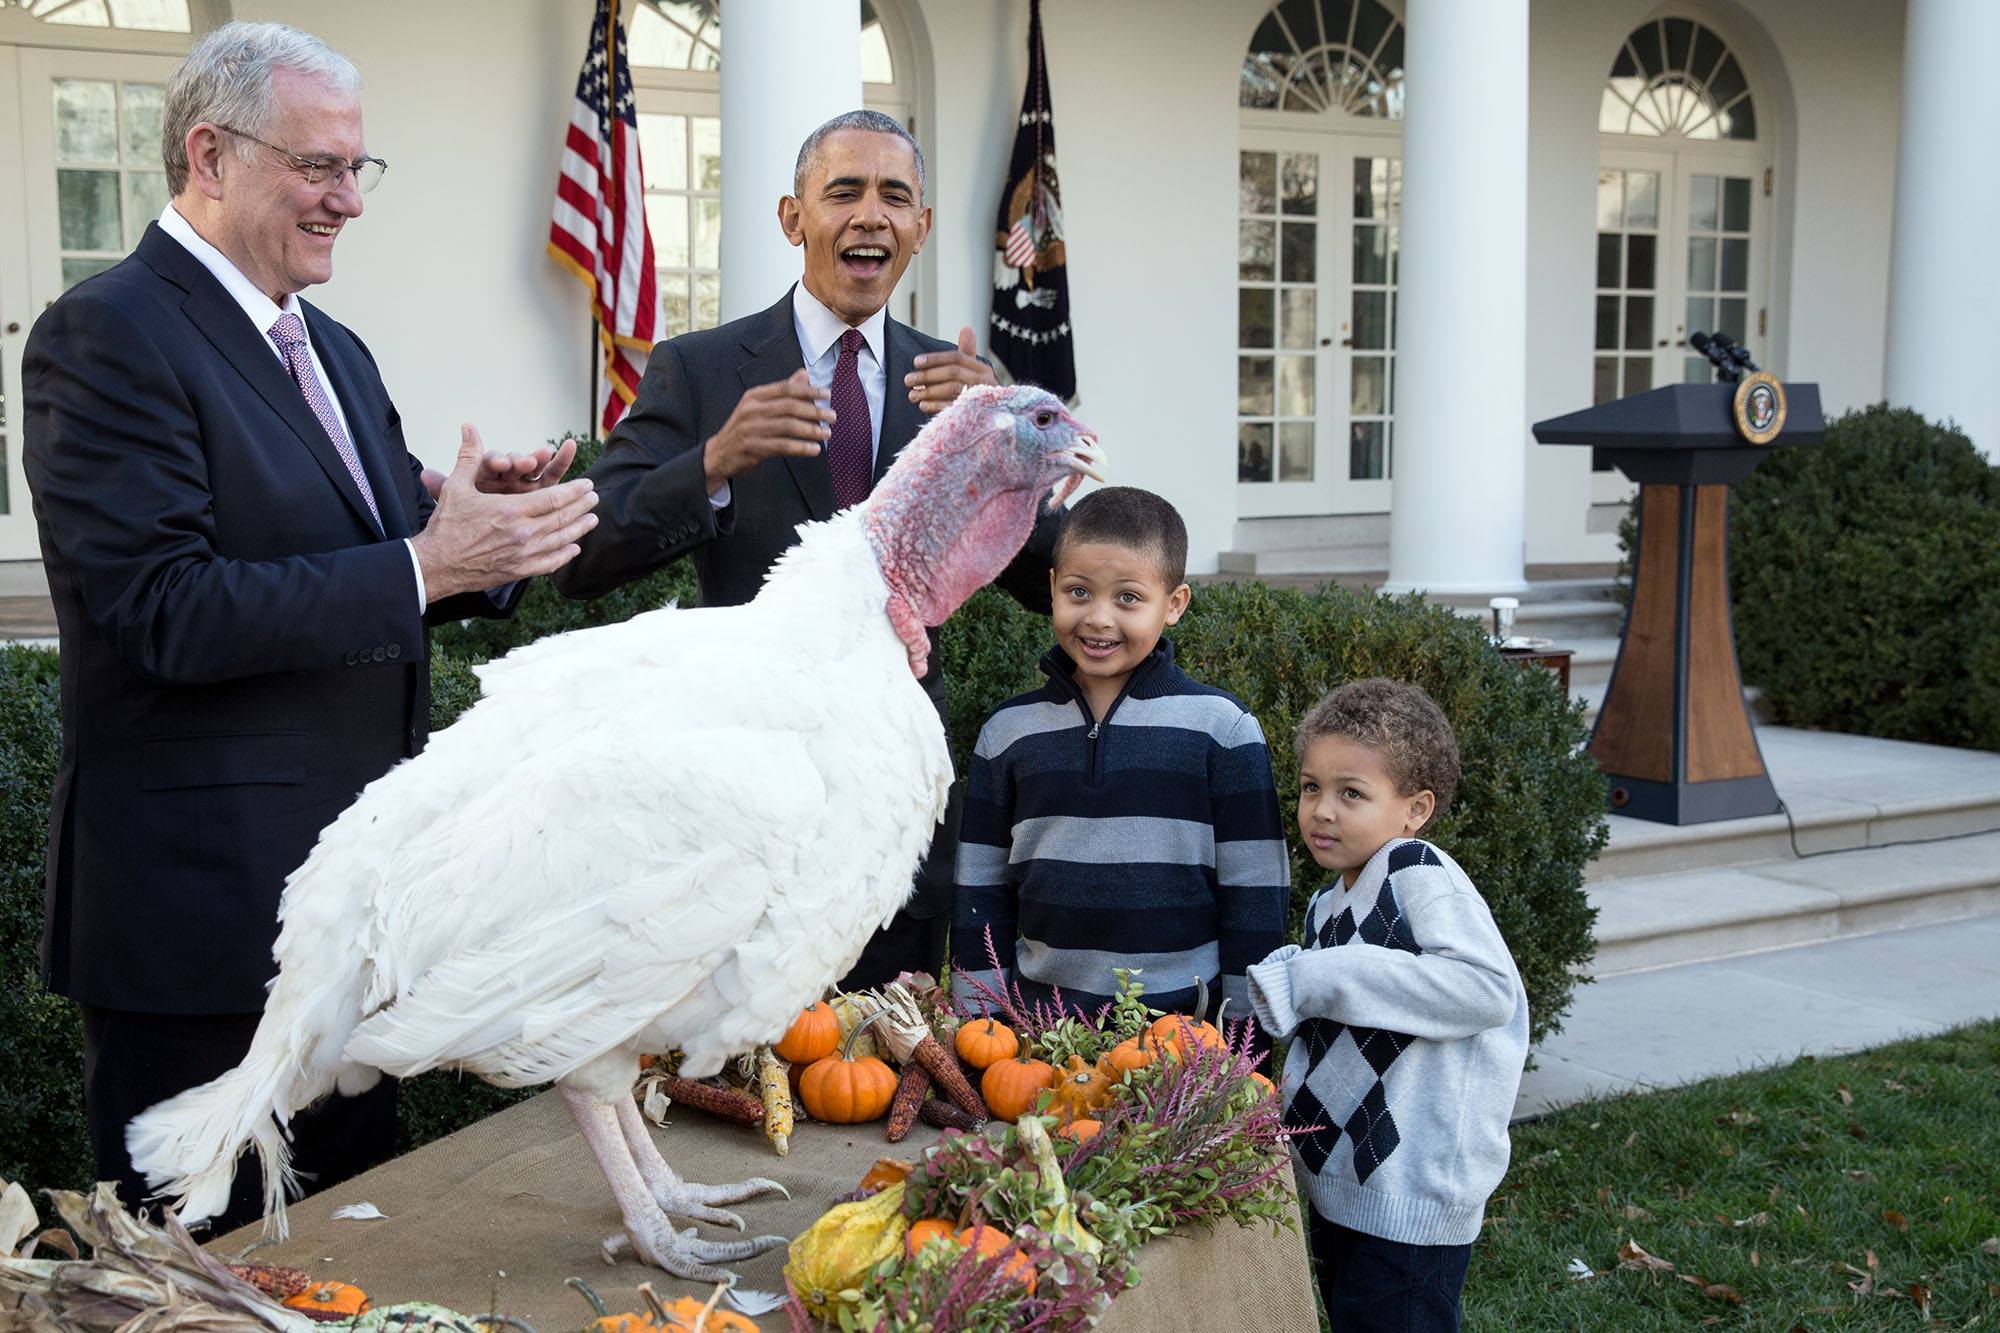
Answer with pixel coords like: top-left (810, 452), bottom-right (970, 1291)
top-left (1309, 1208), bottom-right (1473, 1333)
top-left (80, 1004), bottom-right (397, 1236)
top-left (840, 909), bottom-right (950, 991)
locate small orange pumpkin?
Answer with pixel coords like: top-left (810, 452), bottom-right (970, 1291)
top-left (955, 1225), bottom-right (1037, 1292)
top-left (774, 1001), bottom-right (840, 1064)
top-left (1103, 1032), bottom-right (1158, 1081)
top-left (980, 1052), bottom-right (1055, 1122)
top-left (1057, 1117), bottom-right (1102, 1143)
top-left (1047, 1054), bottom-right (1113, 1123)
top-left (799, 1018), bottom-right (898, 1123)
top-left (905, 1216), bottom-right (959, 1255)
top-left (954, 1017), bottom-right (1019, 1069)
top-left (857, 1156), bottom-right (915, 1195)
top-left (282, 1281), bottom-right (370, 1321)
top-left (1249, 1071), bottom-right (1276, 1098)
top-left (656, 1296), bottom-right (762, 1332)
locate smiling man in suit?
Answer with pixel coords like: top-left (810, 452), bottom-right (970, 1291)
top-left (24, 20), bottom-right (600, 1228)
top-left (557, 110), bottom-right (1061, 987)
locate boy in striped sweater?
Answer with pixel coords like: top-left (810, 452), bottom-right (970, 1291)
top-left (950, 486), bottom-right (1289, 1028)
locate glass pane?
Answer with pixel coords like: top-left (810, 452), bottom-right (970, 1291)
top-left (694, 272), bottom-right (720, 330)
top-left (1595, 294), bottom-right (1620, 350)
top-left (1596, 170), bottom-right (1623, 229)
top-left (1351, 356), bottom-right (1386, 414)
top-left (122, 171), bottom-right (166, 247)
top-left (107, 0), bottom-right (191, 30)
top-left (1624, 171), bottom-right (1659, 228)
top-left (1725, 100), bottom-right (1756, 141)
top-left (1277, 355), bottom-right (1313, 415)
top-left (1237, 356), bottom-right (1274, 414)
top-left (1279, 288), bottom-right (1315, 349)
top-left (646, 194), bottom-right (690, 268)
top-left (1722, 176), bottom-right (1751, 231)
top-left (54, 80), bottom-right (118, 163)
top-left (661, 274), bottom-right (692, 338)
top-left (1239, 220), bottom-right (1275, 281)
top-left (1686, 296), bottom-right (1714, 335)
top-left (1280, 153), bottom-right (1318, 216)
top-left (1239, 151), bottom-right (1276, 215)
top-left (57, 170), bottom-right (121, 251)
top-left (121, 83), bottom-right (164, 163)
top-left (1719, 237), bottom-right (1748, 291)
top-left (1278, 422), bottom-right (1314, 481)
top-left (1349, 421), bottom-right (1387, 480)
top-left (1687, 237), bottom-right (1717, 291)
top-left (1626, 233), bottom-right (1656, 289)
top-left (638, 114), bottom-right (688, 192)
top-left (1352, 224), bottom-right (1389, 284)
top-left (1593, 356), bottom-right (1619, 405)
top-left (1238, 288), bottom-right (1274, 348)
top-left (45, 0), bottom-right (111, 26)
top-left (1625, 355), bottom-right (1652, 393)
top-left (1596, 233), bottom-right (1620, 288)
top-left (1718, 297), bottom-right (1746, 339)
top-left (692, 117), bottom-right (721, 190)
top-left (1237, 422), bottom-right (1273, 482)
top-left (694, 195), bottom-right (721, 268)
top-left (859, 22), bottom-right (895, 84)
top-left (1280, 223), bottom-right (1315, 281)
top-left (62, 256), bottom-right (118, 288)
top-left (1688, 173), bottom-right (1718, 231)
top-left (1352, 291), bottom-right (1387, 349)
top-left (1684, 356), bottom-right (1711, 383)
top-left (1623, 296), bottom-right (1653, 350)
top-left (1354, 157), bottom-right (1394, 220)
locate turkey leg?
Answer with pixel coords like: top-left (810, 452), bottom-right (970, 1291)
top-left (614, 1094), bottom-right (788, 1231)
top-left (558, 1083), bottom-right (785, 1282)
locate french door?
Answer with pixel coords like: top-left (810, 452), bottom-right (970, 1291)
top-left (1, 45), bottom-right (179, 558)
top-left (1237, 130), bottom-right (1400, 518)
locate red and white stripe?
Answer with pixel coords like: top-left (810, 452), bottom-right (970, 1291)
top-left (1004, 215), bottom-right (1036, 269)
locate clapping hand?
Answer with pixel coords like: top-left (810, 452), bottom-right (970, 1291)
top-left (904, 326), bottom-right (997, 414)
top-left (411, 425), bottom-right (599, 601)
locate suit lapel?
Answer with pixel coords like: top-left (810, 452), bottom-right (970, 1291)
top-left (737, 289), bottom-right (833, 522)
top-left (874, 317), bottom-right (928, 487)
top-left (137, 226), bottom-right (385, 538)
top-left (305, 302), bottom-right (409, 538)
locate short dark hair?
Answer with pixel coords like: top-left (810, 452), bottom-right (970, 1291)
top-left (793, 109), bottom-right (925, 202)
top-left (1295, 678), bottom-right (1461, 824)
top-left (1053, 486), bottom-right (1188, 587)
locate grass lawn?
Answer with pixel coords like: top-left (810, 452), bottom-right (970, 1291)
top-left (1463, 1019), bottom-right (2000, 1330)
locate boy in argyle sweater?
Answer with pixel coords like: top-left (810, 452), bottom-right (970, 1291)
top-left (1247, 679), bottom-right (1528, 1332)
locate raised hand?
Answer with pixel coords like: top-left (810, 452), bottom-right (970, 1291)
top-left (411, 425), bottom-right (599, 601)
top-left (421, 437), bottom-right (579, 498)
top-left (701, 369), bottom-right (833, 494)
top-left (904, 326), bottom-right (997, 415)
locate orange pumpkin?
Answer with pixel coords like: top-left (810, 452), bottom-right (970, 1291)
top-left (1103, 1032), bottom-right (1158, 1081)
top-left (799, 1020), bottom-right (898, 1123)
top-left (905, 1217), bottom-right (959, 1255)
top-left (773, 1001), bottom-right (840, 1064)
top-left (857, 1157), bottom-right (915, 1195)
top-left (980, 1053), bottom-right (1055, 1122)
top-left (656, 1296), bottom-right (762, 1332)
top-left (1250, 1071), bottom-right (1276, 1098)
top-left (954, 1018), bottom-right (1019, 1069)
top-left (955, 1225), bottom-right (1037, 1292)
top-left (1057, 1117), bottom-right (1102, 1143)
top-left (282, 1281), bottom-right (370, 1321)
top-left (1047, 1054), bottom-right (1113, 1123)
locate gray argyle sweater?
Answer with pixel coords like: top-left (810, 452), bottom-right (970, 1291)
top-left (1246, 838), bottom-right (1528, 1246)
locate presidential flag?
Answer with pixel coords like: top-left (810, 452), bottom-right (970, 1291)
top-left (990, 0), bottom-right (1076, 403)
top-left (547, 0), bottom-right (662, 434)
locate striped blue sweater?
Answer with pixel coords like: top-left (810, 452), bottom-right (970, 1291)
top-left (951, 640), bottom-right (1290, 1022)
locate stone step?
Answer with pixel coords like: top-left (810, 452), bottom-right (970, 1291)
top-left (1215, 544), bottom-right (1387, 576)
top-left (1588, 829), bottom-right (2000, 976)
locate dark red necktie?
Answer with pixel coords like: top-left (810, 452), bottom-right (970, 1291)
top-left (826, 327), bottom-right (874, 510)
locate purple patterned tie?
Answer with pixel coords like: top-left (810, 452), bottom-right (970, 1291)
top-left (825, 327), bottom-right (874, 510)
top-left (269, 312), bottom-right (382, 532)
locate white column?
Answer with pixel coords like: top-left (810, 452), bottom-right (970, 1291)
top-left (717, 0), bottom-right (862, 322)
top-left (1884, 0), bottom-right (2000, 459)
top-left (1385, 0), bottom-right (1528, 594)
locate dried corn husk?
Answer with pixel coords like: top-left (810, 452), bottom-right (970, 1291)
top-left (756, 1047), bottom-right (793, 1157)
top-left (827, 992), bottom-right (881, 1060)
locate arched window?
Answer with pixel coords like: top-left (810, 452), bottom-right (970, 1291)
top-left (1240, 0), bottom-right (1403, 118)
top-left (1600, 17), bottom-right (1754, 141)
top-left (630, 0), bottom-right (895, 85)
top-left (0, 0), bottom-right (189, 31)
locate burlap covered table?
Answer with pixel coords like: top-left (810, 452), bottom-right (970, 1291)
top-left (213, 1091), bottom-right (1317, 1331)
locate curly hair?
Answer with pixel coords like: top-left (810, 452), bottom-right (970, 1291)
top-left (1294, 678), bottom-right (1460, 824)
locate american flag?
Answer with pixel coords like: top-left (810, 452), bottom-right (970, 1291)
top-left (547, 0), bottom-right (661, 434)
top-left (1003, 216), bottom-right (1036, 270)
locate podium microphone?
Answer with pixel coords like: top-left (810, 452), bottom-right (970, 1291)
top-left (1690, 330), bottom-right (1759, 382)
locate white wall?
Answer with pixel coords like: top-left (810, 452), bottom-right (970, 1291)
top-left (238, 0), bottom-right (600, 467)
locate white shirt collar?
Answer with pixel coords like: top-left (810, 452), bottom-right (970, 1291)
top-left (791, 281), bottom-right (886, 369)
top-left (156, 200), bottom-right (303, 350)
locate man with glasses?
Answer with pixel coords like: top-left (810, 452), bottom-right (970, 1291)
top-left (23, 20), bottom-right (598, 1230)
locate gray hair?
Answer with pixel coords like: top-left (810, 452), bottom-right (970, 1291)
top-left (792, 109), bottom-right (926, 202)
top-left (163, 20), bottom-right (361, 195)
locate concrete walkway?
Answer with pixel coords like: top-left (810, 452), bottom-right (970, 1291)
top-left (1514, 911), bottom-right (2000, 1119)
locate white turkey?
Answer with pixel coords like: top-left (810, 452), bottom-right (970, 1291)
top-left (128, 383), bottom-right (1103, 1281)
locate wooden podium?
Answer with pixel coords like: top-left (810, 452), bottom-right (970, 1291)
top-left (1533, 382), bottom-right (1822, 824)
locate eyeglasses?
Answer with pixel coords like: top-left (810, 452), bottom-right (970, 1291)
top-left (217, 125), bottom-right (387, 193)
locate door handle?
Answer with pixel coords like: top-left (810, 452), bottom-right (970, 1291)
top-left (1339, 338), bottom-right (1354, 348)
top-left (3, 322), bottom-right (17, 334)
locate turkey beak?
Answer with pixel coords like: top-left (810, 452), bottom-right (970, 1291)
top-left (1047, 435), bottom-right (1107, 510)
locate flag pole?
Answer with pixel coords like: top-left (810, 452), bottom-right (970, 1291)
top-left (589, 320), bottom-right (600, 433)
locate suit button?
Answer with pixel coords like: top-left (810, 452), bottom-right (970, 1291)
top-left (387, 643), bottom-right (401, 660)
top-left (372, 646), bottom-right (387, 662)
top-left (345, 650), bottom-right (358, 666)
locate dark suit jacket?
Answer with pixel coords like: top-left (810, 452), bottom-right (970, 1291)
top-left (24, 222), bottom-right (511, 1014)
top-left (556, 288), bottom-right (1060, 916)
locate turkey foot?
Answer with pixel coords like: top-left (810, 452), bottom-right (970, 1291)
top-left (615, 1097), bottom-right (789, 1231)
top-left (601, 1221), bottom-right (786, 1284)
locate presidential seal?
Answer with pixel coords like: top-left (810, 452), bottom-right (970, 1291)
top-left (1733, 371), bottom-right (1787, 444)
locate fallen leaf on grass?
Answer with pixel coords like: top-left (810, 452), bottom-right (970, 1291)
top-left (1844, 1169), bottom-right (1875, 1182)
top-left (1837, 1083), bottom-right (1853, 1106)
top-left (1982, 1236), bottom-right (1999, 1257)
top-left (1623, 1131), bottom-right (1638, 1149)
top-left (1596, 1185), bottom-right (1612, 1207)
top-left (1617, 1240), bottom-right (1675, 1273)
top-left (1566, 1258), bottom-right (1596, 1281)
top-left (1732, 1212), bottom-right (1769, 1228)
top-left (1750, 1250), bottom-right (1760, 1267)
top-left (1846, 1122), bottom-right (1869, 1140)
top-left (1909, 1282), bottom-right (1931, 1316)
top-left (1621, 1203), bottom-right (1653, 1221)
top-left (1866, 1249), bottom-right (1879, 1271)
top-left (1882, 1209), bottom-right (1908, 1232)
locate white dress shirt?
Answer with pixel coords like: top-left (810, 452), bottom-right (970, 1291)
top-left (709, 282), bottom-right (889, 509)
top-left (156, 202), bottom-right (427, 612)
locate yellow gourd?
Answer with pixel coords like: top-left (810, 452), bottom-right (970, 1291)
top-left (784, 1181), bottom-right (909, 1319)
